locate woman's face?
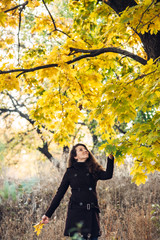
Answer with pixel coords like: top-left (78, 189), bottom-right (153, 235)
top-left (74, 145), bottom-right (89, 162)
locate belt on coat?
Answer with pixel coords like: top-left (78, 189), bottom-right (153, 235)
top-left (69, 201), bottom-right (100, 211)
top-left (71, 186), bottom-right (95, 192)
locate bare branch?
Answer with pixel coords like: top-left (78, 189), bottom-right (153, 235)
top-left (77, 122), bottom-right (86, 126)
top-left (0, 108), bottom-right (15, 114)
top-left (0, 47), bottom-right (147, 77)
top-left (0, 63), bottom-right (58, 76)
top-left (1, 93), bottom-right (55, 134)
top-left (126, 70), bottom-right (156, 85)
top-left (42, 0), bottom-right (57, 30)
top-left (114, 124), bottom-right (127, 134)
top-left (17, 2), bottom-right (28, 65)
top-left (4, 1), bottom-right (28, 13)
top-left (55, 29), bottom-right (70, 38)
top-left (42, 0), bottom-right (70, 38)
top-left (17, 8), bottom-right (22, 65)
top-left (6, 93), bottom-right (25, 107)
top-left (6, 92), bottom-right (17, 109)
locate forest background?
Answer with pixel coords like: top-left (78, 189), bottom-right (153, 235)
top-left (0, 0), bottom-right (160, 239)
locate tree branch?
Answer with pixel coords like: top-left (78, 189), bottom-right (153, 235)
top-left (42, 0), bottom-right (70, 38)
top-left (0, 108), bottom-right (15, 114)
top-left (42, 0), bottom-right (57, 30)
top-left (69, 47), bottom-right (147, 64)
top-left (114, 124), bottom-right (127, 134)
top-left (0, 47), bottom-right (147, 77)
top-left (126, 70), bottom-right (156, 85)
top-left (4, 1), bottom-right (28, 13)
top-left (6, 93), bottom-right (35, 124)
top-left (17, 7), bottom-right (22, 65)
top-left (137, 13), bottom-right (160, 32)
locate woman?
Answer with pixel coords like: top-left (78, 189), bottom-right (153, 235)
top-left (42, 143), bottom-right (114, 240)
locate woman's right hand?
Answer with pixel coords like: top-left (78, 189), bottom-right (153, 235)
top-left (108, 154), bottom-right (114, 160)
top-left (42, 215), bottom-right (49, 224)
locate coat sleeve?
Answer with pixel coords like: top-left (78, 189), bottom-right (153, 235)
top-left (45, 170), bottom-right (70, 218)
top-left (97, 157), bottom-right (114, 180)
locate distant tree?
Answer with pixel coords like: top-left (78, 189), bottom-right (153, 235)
top-left (0, 91), bottom-right (61, 166)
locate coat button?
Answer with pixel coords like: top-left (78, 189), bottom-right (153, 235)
top-left (89, 187), bottom-right (92, 191)
top-left (79, 202), bottom-right (83, 206)
top-left (86, 173), bottom-right (89, 176)
top-left (74, 173), bottom-right (77, 177)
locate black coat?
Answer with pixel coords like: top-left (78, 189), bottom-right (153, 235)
top-left (45, 157), bottom-right (114, 238)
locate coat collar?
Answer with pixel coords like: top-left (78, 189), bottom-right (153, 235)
top-left (73, 161), bottom-right (88, 170)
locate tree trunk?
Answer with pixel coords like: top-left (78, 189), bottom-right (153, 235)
top-left (38, 142), bottom-right (60, 168)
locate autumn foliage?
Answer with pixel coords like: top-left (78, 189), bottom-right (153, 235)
top-left (0, 0), bottom-right (160, 184)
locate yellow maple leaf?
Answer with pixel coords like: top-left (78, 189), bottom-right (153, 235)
top-left (143, 0), bottom-right (152, 5)
top-left (33, 221), bottom-right (44, 236)
top-left (0, 12), bottom-right (6, 27)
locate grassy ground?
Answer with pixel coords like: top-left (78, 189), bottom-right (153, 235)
top-left (0, 162), bottom-right (160, 240)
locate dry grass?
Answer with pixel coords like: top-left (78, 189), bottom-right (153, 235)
top-left (0, 165), bottom-right (160, 240)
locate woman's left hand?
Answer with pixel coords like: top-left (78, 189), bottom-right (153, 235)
top-left (42, 215), bottom-right (49, 224)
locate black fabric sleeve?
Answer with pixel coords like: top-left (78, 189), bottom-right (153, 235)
top-left (45, 170), bottom-right (70, 218)
top-left (97, 157), bottom-right (114, 180)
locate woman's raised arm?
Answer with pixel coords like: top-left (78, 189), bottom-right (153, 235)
top-left (98, 155), bottom-right (114, 180)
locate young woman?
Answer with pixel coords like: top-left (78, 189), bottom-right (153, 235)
top-left (42, 143), bottom-right (114, 240)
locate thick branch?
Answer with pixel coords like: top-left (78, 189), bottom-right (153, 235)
top-left (69, 47), bottom-right (147, 65)
top-left (105, 0), bottom-right (137, 15)
top-left (0, 47), bottom-right (147, 77)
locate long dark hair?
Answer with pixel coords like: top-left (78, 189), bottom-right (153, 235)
top-left (68, 143), bottom-right (104, 176)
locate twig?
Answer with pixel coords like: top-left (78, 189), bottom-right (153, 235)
top-left (114, 124), bottom-right (126, 134)
top-left (42, 0), bottom-right (56, 30)
top-left (137, 13), bottom-right (160, 32)
top-left (17, 7), bottom-right (22, 65)
top-left (126, 70), bottom-right (156, 85)
top-left (42, 0), bottom-right (70, 38)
